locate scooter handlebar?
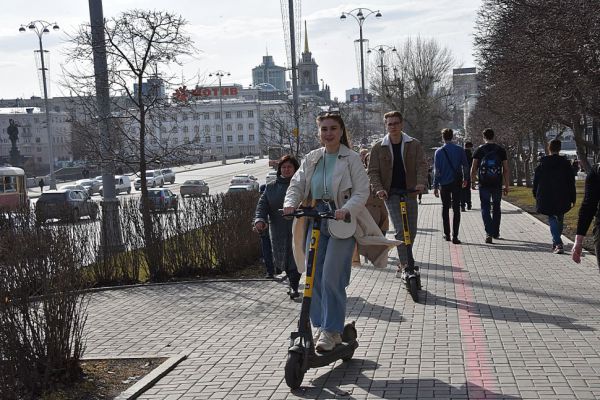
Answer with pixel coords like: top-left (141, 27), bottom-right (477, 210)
top-left (279, 207), bottom-right (351, 222)
top-left (388, 188), bottom-right (420, 196)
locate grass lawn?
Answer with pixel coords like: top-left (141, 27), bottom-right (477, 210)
top-left (503, 181), bottom-right (595, 253)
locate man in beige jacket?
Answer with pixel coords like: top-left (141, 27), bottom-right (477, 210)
top-left (367, 111), bottom-right (428, 277)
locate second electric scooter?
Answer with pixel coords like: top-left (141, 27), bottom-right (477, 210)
top-left (282, 206), bottom-right (358, 390)
top-left (389, 188), bottom-right (422, 302)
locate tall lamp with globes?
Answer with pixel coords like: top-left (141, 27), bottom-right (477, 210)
top-left (367, 44), bottom-right (397, 132)
top-left (19, 20), bottom-right (60, 189)
top-left (209, 70), bottom-right (230, 165)
top-left (340, 8), bottom-right (382, 142)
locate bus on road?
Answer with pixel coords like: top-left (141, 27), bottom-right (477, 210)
top-left (268, 145), bottom-right (291, 169)
top-left (0, 166), bottom-right (28, 211)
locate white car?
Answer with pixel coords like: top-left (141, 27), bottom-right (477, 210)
top-left (243, 156), bottom-right (256, 164)
top-left (227, 184), bottom-right (256, 193)
top-left (230, 174), bottom-right (259, 191)
top-left (265, 171), bottom-right (278, 184)
top-left (160, 168), bottom-right (176, 184)
top-left (134, 170), bottom-right (164, 190)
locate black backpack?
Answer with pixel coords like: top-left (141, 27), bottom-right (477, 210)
top-left (478, 146), bottom-right (503, 186)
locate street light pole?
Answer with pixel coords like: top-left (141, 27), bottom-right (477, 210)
top-left (340, 8), bottom-right (382, 142)
top-left (20, 20), bottom-right (59, 190)
top-left (209, 70), bottom-right (230, 165)
top-left (368, 44), bottom-right (397, 133)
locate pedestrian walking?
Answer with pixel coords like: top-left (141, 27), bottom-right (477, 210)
top-left (572, 163), bottom-right (600, 269)
top-left (533, 139), bottom-right (576, 254)
top-left (367, 110), bottom-right (428, 277)
top-left (256, 183), bottom-right (276, 278)
top-left (255, 155), bottom-right (301, 295)
top-left (433, 128), bottom-right (469, 244)
top-left (38, 178), bottom-right (45, 193)
top-left (284, 112), bottom-right (397, 352)
top-left (461, 141), bottom-right (474, 211)
top-left (470, 128), bottom-right (510, 244)
top-left (418, 165), bottom-right (433, 204)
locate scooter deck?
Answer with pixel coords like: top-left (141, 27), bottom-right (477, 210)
top-left (307, 340), bottom-right (358, 368)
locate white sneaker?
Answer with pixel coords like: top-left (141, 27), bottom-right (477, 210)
top-left (316, 330), bottom-right (342, 352)
top-left (313, 327), bottom-right (321, 343)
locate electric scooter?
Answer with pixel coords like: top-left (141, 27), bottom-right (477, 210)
top-left (281, 206), bottom-right (358, 390)
top-left (389, 188), bottom-right (422, 302)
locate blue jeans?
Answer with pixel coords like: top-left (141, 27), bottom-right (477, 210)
top-left (306, 203), bottom-right (355, 334)
top-left (479, 187), bottom-right (502, 237)
top-left (548, 214), bottom-right (564, 246)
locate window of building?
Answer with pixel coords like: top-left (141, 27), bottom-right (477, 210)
top-left (203, 113), bottom-right (210, 120)
top-left (192, 113), bottom-right (199, 120)
top-left (227, 135), bottom-right (233, 142)
top-left (182, 113), bottom-right (188, 121)
top-left (216, 136), bottom-right (222, 142)
top-left (194, 125), bottom-right (200, 134)
top-left (248, 123), bottom-right (254, 130)
top-left (173, 137), bottom-right (179, 145)
top-left (247, 110), bottom-right (254, 118)
top-left (161, 126), bottom-right (167, 134)
top-left (205, 135), bottom-right (211, 143)
top-left (183, 126), bottom-right (189, 133)
top-left (238, 135), bottom-right (244, 142)
top-left (226, 124), bottom-right (232, 131)
top-left (236, 111), bottom-right (243, 118)
top-left (171, 126), bottom-right (178, 133)
top-left (204, 125), bottom-right (210, 133)
top-left (216, 125), bottom-right (221, 132)
top-left (225, 111), bottom-right (231, 119)
top-left (215, 112), bottom-right (221, 119)
top-left (236, 123), bottom-right (243, 131)
top-left (249, 134), bottom-right (255, 141)
top-left (184, 137), bottom-right (190, 144)
top-left (194, 133), bottom-right (200, 143)
top-left (35, 137), bottom-right (41, 143)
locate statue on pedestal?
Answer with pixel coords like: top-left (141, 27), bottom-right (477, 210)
top-left (6, 119), bottom-right (22, 167)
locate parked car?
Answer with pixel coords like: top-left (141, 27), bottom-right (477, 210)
top-left (230, 174), bottom-right (259, 191)
top-left (76, 179), bottom-right (101, 196)
top-left (243, 156), bottom-right (255, 164)
top-left (59, 184), bottom-right (87, 193)
top-left (99, 175), bottom-right (132, 196)
top-left (35, 189), bottom-right (99, 223)
top-left (227, 184), bottom-right (256, 193)
top-left (180, 180), bottom-right (209, 197)
top-left (134, 170), bottom-right (164, 190)
top-left (140, 188), bottom-right (178, 212)
top-left (160, 168), bottom-right (176, 184)
top-left (265, 171), bottom-right (278, 184)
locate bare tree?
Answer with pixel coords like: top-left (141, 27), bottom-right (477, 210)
top-left (65, 9), bottom-right (195, 280)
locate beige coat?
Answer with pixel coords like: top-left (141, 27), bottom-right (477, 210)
top-left (368, 132), bottom-right (428, 198)
top-left (284, 144), bottom-right (401, 273)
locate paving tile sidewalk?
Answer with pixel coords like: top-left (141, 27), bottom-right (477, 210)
top-left (84, 193), bottom-right (600, 399)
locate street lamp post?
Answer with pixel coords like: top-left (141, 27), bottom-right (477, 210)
top-left (19, 20), bottom-right (59, 189)
top-left (209, 70), bottom-right (230, 165)
top-left (368, 45), bottom-right (396, 133)
top-left (340, 8), bottom-right (382, 142)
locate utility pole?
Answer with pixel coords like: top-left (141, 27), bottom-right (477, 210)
top-left (288, 0), bottom-right (300, 156)
top-left (89, 0), bottom-right (124, 254)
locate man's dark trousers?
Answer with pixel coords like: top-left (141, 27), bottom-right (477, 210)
top-left (441, 180), bottom-right (462, 238)
top-left (479, 186), bottom-right (502, 237)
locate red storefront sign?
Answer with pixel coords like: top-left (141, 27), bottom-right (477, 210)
top-left (173, 85), bottom-right (239, 102)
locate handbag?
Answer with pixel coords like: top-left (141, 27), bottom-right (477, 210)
top-left (321, 153), bottom-right (357, 239)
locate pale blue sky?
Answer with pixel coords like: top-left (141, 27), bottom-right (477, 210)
top-left (0, 0), bottom-right (481, 101)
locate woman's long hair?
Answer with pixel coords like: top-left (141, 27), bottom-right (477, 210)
top-left (316, 113), bottom-right (352, 148)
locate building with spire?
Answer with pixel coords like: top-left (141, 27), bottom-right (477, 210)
top-left (298, 21), bottom-right (330, 101)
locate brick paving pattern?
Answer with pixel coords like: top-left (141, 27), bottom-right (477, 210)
top-left (84, 194), bottom-right (600, 399)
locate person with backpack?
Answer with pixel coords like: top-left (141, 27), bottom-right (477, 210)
top-left (532, 139), bottom-right (576, 254)
top-left (470, 128), bottom-right (510, 244)
top-left (433, 128), bottom-right (469, 244)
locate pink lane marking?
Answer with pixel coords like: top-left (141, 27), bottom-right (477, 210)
top-left (449, 244), bottom-right (499, 399)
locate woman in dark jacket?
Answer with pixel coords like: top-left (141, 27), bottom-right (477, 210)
top-left (532, 139), bottom-right (576, 253)
top-left (572, 163), bottom-right (600, 268)
top-left (254, 155), bottom-right (301, 298)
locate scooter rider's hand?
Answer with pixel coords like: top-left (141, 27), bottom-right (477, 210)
top-left (335, 208), bottom-right (350, 221)
top-left (376, 190), bottom-right (388, 200)
top-left (283, 206), bottom-right (296, 216)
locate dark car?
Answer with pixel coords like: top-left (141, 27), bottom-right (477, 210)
top-left (140, 188), bottom-right (178, 212)
top-left (35, 189), bottom-right (99, 223)
top-left (180, 180), bottom-right (209, 197)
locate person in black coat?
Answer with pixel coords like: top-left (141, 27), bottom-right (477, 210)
top-left (254, 155), bottom-right (302, 297)
top-left (532, 139), bottom-right (576, 254)
top-left (572, 163), bottom-right (600, 268)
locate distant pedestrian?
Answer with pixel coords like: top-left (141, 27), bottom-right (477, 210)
top-left (461, 141), bottom-right (474, 211)
top-left (470, 128), bottom-right (510, 244)
top-left (38, 178), bottom-right (45, 193)
top-left (572, 163), bottom-right (600, 269)
top-left (255, 155), bottom-right (302, 297)
top-left (533, 139), bottom-right (576, 254)
top-left (571, 160), bottom-right (580, 177)
top-left (256, 183), bottom-right (276, 278)
top-left (433, 128), bottom-right (469, 244)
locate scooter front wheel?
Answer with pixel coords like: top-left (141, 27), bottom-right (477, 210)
top-left (408, 277), bottom-right (419, 302)
top-left (284, 351), bottom-right (305, 390)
